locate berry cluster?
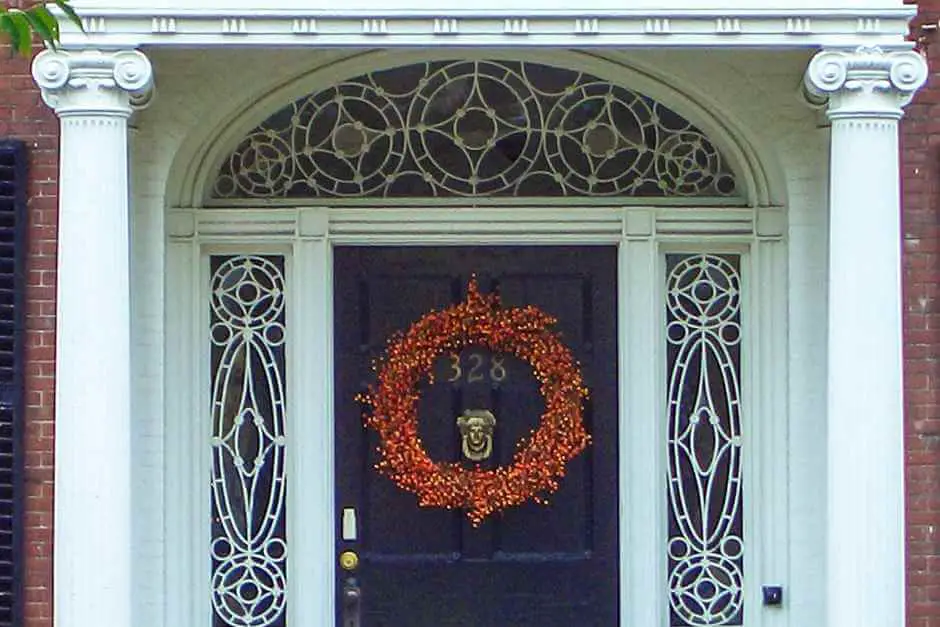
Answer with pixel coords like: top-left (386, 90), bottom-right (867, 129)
top-left (359, 279), bottom-right (589, 526)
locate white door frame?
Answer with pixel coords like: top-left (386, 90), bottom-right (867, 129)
top-left (163, 204), bottom-right (788, 627)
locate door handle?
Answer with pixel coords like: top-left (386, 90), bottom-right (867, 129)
top-left (342, 577), bottom-right (361, 627)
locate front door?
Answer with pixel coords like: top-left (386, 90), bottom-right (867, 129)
top-left (333, 246), bottom-right (619, 627)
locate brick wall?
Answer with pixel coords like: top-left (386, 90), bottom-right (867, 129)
top-left (906, 3), bottom-right (940, 626)
top-left (0, 47), bottom-right (57, 627)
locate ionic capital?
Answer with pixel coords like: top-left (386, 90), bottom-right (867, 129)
top-left (803, 46), bottom-right (927, 120)
top-left (32, 49), bottom-right (154, 118)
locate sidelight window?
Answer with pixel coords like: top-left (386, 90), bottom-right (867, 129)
top-left (209, 255), bottom-right (288, 627)
top-left (665, 254), bottom-right (744, 627)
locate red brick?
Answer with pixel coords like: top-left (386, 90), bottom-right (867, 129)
top-left (0, 43), bottom-right (58, 627)
top-left (906, 1), bottom-right (940, 624)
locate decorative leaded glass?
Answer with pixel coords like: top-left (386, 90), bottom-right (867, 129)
top-left (666, 254), bottom-right (743, 627)
top-left (212, 60), bottom-right (738, 199)
top-left (210, 255), bottom-right (288, 627)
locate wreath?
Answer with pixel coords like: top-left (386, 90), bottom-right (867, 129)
top-left (359, 279), bottom-right (590, 526)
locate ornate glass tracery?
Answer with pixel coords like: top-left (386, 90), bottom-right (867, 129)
top-left (212, 60), bottom-right (738, 199)
top-left (210, 255), bottom-right (288, 627)
top-left (666, 254), bottom-right (743, 627)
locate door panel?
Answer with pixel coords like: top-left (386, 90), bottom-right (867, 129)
top-left (334, 246), bottom-right (618, 627)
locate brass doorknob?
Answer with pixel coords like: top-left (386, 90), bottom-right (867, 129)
top-left (339, 550), bottom-right (359, 571)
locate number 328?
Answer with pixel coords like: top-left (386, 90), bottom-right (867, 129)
top-left (445, 353), bottom-right (507, 384)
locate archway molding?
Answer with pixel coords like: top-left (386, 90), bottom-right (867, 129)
top-left (167, 48), bottom-right (785, 209)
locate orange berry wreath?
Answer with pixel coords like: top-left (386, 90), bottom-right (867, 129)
top-left (359, 279), bottom-right (590, 526)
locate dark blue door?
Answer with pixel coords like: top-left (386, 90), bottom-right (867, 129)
top-left (334, 246), bottom-right (619, 627)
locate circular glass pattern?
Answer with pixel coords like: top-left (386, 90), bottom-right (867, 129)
top-left (213, 60), bottom-right (738, 199)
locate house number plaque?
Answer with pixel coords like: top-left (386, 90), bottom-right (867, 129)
top-left (445, 352), bottom-right (508, 384)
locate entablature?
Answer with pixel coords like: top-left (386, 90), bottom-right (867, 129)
top-left (59, 2), bottom-right (917, 49)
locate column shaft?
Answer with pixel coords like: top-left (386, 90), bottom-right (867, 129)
top-left (31, 49), bottom-right (153, 627)
top-left (827, 115), bottom-right (903, 627)
top-left (56, 112), bottom-right (133, 625)
top-left (804, 46), bottom-right (927, 627)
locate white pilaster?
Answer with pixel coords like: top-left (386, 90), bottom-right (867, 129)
top-left (31, 49), bottom-right (153, 627)
top-left (803, 46), bottom-right (927, 627)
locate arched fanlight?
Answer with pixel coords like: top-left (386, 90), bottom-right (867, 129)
top-left (212, 60), bottom-right (738, 199)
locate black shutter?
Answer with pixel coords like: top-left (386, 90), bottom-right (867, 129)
top-left (0, 140), bottom-right (26, 627)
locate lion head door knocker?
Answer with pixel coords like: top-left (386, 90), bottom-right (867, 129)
top-left (457, 409), bottom-right (496, 462)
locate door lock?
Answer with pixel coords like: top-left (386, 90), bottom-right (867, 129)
top-left (342, 577), bottom-right (361, 627)
top-left (339, 550), bottom-right (359, 571)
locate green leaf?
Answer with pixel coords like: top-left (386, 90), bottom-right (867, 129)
top-left (53, 0), bottom-right (84, 32)
top-left (5, 10), bottom-right (32, 57)
top-left (24, 7), bottom-right (57, 50)
top-left (32, 6), bottom-right (61, 44)
top-left (0, 14), bottom-right (19, 58)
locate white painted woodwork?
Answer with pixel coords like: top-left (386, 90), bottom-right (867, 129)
top-left (164, 238), bottom-right (203, 627)
top-left (804, 47), bottom-right (928, 627)
top-left (620, 231), bottom-right (664, 627)
top-left (55, 2), bottom-right (915, 49)
top-left (750, 239), bottom-right (790, 627)
top-left (129, 125), bottom-right (167, 627)
top-left (70, 0), bottom-right (915, 8)
top-left (785, 148), bottom-right (829, 627)
top-left (289, 235), bottom-right (335, 627)
top-left (30, 49), bottom-right (154, 627)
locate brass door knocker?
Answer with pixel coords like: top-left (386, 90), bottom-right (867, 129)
top-left (457, 409), bottom-right (496, 462)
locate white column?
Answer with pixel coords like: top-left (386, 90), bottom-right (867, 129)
top-left (804, 46), bottom-right (926, 627)
top-left (31, 49), bottom-right (153, 627)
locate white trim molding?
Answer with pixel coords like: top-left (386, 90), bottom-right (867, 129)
top-left (56, 5), bottom-right (916, 49)
top-left (31, 48), bottom-right (154, 627)
top-left (803, 45), bottom-right (927, 627)
top-left (167, 206), bottom-right (777, 244)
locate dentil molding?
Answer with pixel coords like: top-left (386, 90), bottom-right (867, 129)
top-left (49, 6), bottom-right (916, 49)
top-left (803, 46), bottom-right (928, 120)
top-left (31, 49), bottom-right (154, 117)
